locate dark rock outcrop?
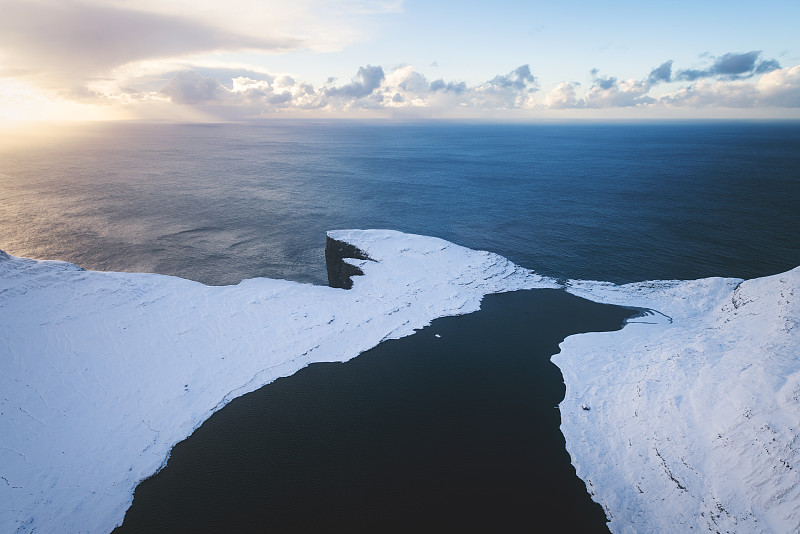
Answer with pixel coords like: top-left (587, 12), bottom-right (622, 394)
top-left (325, 236), bottom-right (372, 289)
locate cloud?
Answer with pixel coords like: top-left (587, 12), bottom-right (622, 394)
top-left (584, 72), bottom-right (653, 108)
top-left (185, 67), bottom-right (277, 88)
top-left (325, 65), bottom-right (385, 98)
top-left (160, 71), bottom-right (226, 105)
top-left (660, 80), bottom-right (758, 107)
top-left (468, 65), bottom-right (538, 110)
top-left (0, 0), bottom-right (404, 106)
top-left (1, 0), bottom-right (795, 120)
top-left (154, 64), bottom-right (544, 117)
top-left (676, 51), bottom-right (781, 81)
top-left (543, 82), bottom-right (583, 109)
top-left (712, 51), bottom-right (764, 76)
top-left (593, 76), bottom-right (618, 91)
top-left (384, 66), bottom-right (429, 95)
top-left (489, 65), bottom-right (536, 90)
top-left (382, 65), bottom-right (538, 112)
top-left (151, 60), bottom-right (800, 117)
top-left (156, 69), bottom-right (326, 114)
top-left (540, 57), bottom-right (797, 112)
top-left (648, 60), bottom-right (673, 84)
top-left (429, 79), bottom-right (467, 93)
top-left (0, 0), bottom-right (300, 88)
top-left (756, 65), bottom-right (800, 107)
top-left (659, 66), bottom-right (800, 108)
top-left (34, 48), bottom-right (800, 119)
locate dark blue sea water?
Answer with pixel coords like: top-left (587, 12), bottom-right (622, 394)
top-left (2, 121), bottom-right (799, 532)
top-left (2, 121), bottom-right (798, 286)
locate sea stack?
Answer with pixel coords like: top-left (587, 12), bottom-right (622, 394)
top-left (325, 234), bottom-right (371, 289)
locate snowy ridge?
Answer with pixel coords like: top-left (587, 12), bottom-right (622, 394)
top-left (559, 268), bottom-right (800, 533)
top-left (0, 230), bottom-right (556, 534)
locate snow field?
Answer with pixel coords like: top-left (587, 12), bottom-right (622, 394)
top-left (2, 230), bottom-right (798, 533)
top-left (0, 230), bottom-right (555, 533)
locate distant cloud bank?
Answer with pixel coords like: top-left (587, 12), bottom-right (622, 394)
top-left (150, 63), bottom-right (541, 117)
top-left (540, 51), bottom-right (794, 112)
top-left (147, 55), bottom-right (798, 119)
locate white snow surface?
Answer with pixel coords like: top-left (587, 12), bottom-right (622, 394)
top-left (0, 229), bottom-right (556, 534)
top-left (2, 229), bottom-right (800, 534)
top-left (560, 268), bottom-right (800, 533)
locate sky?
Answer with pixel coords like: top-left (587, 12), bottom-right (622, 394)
top-left (0, 0), bottom-right (798, 121)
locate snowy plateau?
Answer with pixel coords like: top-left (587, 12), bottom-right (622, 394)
top-left (0, 229), bottom-right (798, 533)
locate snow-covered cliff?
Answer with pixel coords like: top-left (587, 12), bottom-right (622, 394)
top-left (0, 230), bottom-right (555, 533)
top-left (1, 230), bottom-right (798, 533)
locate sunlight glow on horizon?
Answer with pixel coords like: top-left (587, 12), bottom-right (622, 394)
top-left (0, 80), bottom-right (122, 122)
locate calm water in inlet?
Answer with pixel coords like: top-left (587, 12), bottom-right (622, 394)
top-left (2, 121), bottom-right (799, 532)
top-left (115, 290), bottom-right (635, 533)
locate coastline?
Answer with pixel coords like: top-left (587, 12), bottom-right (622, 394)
top-left (1, 231), bottom-right (798, 533)
top-left (559, 269), bottom-right (800, 533)
top-left (0, 230), bottom-right (556, 533)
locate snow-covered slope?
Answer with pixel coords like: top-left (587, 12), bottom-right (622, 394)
top-left (0, 230), bottom-right (556, 534)
top-left (559, 268), bottom-right (800, 533)
top-left (2, 230), bottom-right (799, 533)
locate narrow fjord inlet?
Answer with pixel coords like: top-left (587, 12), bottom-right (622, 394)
top-left (117, 290), bottom-right (635, 533)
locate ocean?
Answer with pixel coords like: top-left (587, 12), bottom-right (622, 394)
top-left (2, 121), bottom-right (798, 286)
top-left (2, 121), bottom-right (799, 532)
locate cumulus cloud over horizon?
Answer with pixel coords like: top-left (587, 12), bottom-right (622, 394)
top-left (161, 71), bottom-right (227, 105)
top-left (150, 64), bottom-right (542, 116)
top-left (662, 65), bottom-right (800, 108)
top-left (150, 59), bottom-right (799, 119)
top-left (490, 65), bottom-right (536, 90)
top-left (675, 51), bottom-right (781, 82)
top-left (324, 65), bottom-right (386, 99)
top-left (648, 61), bottom-right (673, 84)
top-left (537, 53), bottom-right (796, 113)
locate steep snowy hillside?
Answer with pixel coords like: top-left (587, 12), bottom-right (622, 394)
top-left (560, 268), bottom-right (800, 533)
